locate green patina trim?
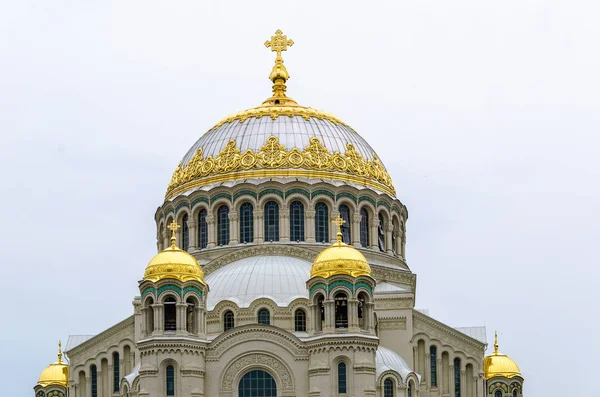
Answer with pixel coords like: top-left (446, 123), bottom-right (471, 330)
top-left (391, 204), bottom-right (402, 215)
top-left (358, 195), bottom-right (376, 207)
top-left (377, 200), bottom-right (391, 210)
top-left (336, 192), bottom-right (357, 202)
top-left (142, 287), bottom-right (156, 298)
top-left (259, 188), bottom-right (284, 199)
top-left (328, 280), bottom-right (353, 291)
top-left (309, 283), bottom-right (327, 295)
top-left (175, 201), bottom-right (189, 213)
top-left (165, 207), bottom-right (175, 216)
top-left (234, 190), bottom-right (258, 201)
top-left (157, 285), bottom-right (182, 296)
top-left (211, 192), bottom-right (232, 204)
top-left (354, 282), bottom-right (373, 293)
top-left (312, 189), bottom-right (335, 200)
top-left (183, 286), bottom-right (203, 297)
top-left (191, 196), bottom-right (209, 208)
top-left (285, 188), bottom-right (310, 199)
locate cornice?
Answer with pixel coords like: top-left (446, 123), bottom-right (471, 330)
top-left (67, 316), bottom-right (134, 357)
top-left (413, 310), bottom-right (486, 354)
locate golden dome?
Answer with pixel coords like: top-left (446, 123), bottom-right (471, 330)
top-left (143, 221), bottom-right (205, 283)
top-left (38, 342), bottom-right (69, 387)
top-left (484, 332), bottom-right (522, 380)
top-left (310, 217), bottom-right (372, 278)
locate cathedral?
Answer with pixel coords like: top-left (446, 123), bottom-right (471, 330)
top-left (34, 30), bottom-right (524, 397)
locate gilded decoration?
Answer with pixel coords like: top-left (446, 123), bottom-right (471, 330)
top-left (166, 135), bottom-right (396, 199)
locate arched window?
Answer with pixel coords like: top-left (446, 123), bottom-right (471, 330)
top-left (360, 208), bottom-right (369, 247)
top-left (146, 298), bottom-right (154, 335)
top-left (289, 201), bottom-right (305, 241)
top-left (223, 310), bottom-right (235, 331)
top-left (337, 362), bottom-right (347, 394)
top-left (198, 209), bottom-right (208, 249)
top-left (238, 370), bottom-right (277, 397)
top-left (217, 205), bottom-right (230, 246)
top-left (239, 202), bottom-right (254, 243)
top-left (408, 380), bottom-right (414, 397)
top-left (384, 378), bottom-right (394, 397)
top-left (338, 204), bottom-right (351, 244)
top-left (164, 296), bottom-right (176, 331)
top-left (294, 309), bottom-right (306, 332)
top-left (166, 365), bottom-right (175, 396)
top-left (430, 346), bottom-right (438, 387)
top-left (377, 213), bottom-right (386, 251)
top-left (181, 214), bottom-right (189, 251)
top-left (90, 365), bottom-right (97, 397)
top-left (113, 352), bottom-right (120, 392)
top-left (512, 390), bottom-right (518, 397)
top-left (315, 202), bottom-right (329, 243)
top-left (258, 308), bottom-right (270, 325)
top-left (264, 201), bottom-right (279, 241)
top-left (454, 358), bottom-right (461, 397)
top-left (495, 391), bottom-right (502, 397)
top-left (334, 292), bottom-right (348, 328)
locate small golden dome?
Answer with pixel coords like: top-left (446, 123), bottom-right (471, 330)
top-left (310, 217), bottom-right (372, 279)
top-left (484, 332), bottom-right (522, 380)
top-left (38, 342), bottom-right (69, 387)
top-left (143, 221), bottom-right (205, 283)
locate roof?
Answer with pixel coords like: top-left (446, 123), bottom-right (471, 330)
top-left (375, 346), bottom-right (419, 384)
top-left (65, 335), bottom-right (95, 352)
top-left (204, 255), bottom-right (311, 310)
top-left (454, 326), bottom-right (487, 344)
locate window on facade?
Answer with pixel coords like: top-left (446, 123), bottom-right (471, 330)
top-left (166, 365), bottom-right (175, 396)
top-left (164, 296), bottom-right (176, 331)
top-left (494, 391), bottom-right (502, 397)
top-left (408, 381), bottom-right (413, 397)
top-left (223, 310), bottom-right (235, 331)
top-left (90, 365), bottom-right (97, 397)
top-left (338, 362), bottom-right (347, 394)
top-left (360, 208), bottom-right (369, 247)
top-left (430, 345), bottom-right (438, 387)
top-left (239, 202), bottom-right (254, 243)
top-left (181, 214), bottom-right (189, 251)
top-left (334, 292), bottom-right (348, 328)
top-left (512, 390), bottom-right (518, 397)
top-left (113, 352), bottom-right (120, 392)
top-left (238, 370), bottom-right (277, 397)
top-left (264, 201), bottom-right (279, 241)
top-left (339, 204), bottom-right (351, 244)
top-left (384, 378), bottom-right (394, 397)
top-left (294, 309), bottom-right (306, 332)
top-left (454, 358), bottom-right (461, 397)
top-left (198, 209), bottom-right (208, 249)
top-left (377, 213), bottom-right (386, 251)
top-left (258, 308), bottom-right (270, 325)
top-left (217, 205), bottom-right (230, 246)
top-left (315, 202), bottom-right (329, 243)
top-left (289, 201), bottom-right (305, 241)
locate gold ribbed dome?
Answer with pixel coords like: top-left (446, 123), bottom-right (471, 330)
top-left (143, 221), bottom-right (205, 283)
top-left (310, 217), bottom-right (372, 278)
top-left (484, 332), bottom-right (522, 380)
top-left (38, 342), bottom-right (69, 387)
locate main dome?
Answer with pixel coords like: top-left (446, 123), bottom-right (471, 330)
top-left (165, 30), bottom-right (396, 200)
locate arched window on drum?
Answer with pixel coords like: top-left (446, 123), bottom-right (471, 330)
top-left (338, 204), bottom-right (351, 244)
top-left (264, 201), bottom-right (279, 241)
top-left (217, 205), bottom-right (230, 246)
top-left (359, 208), bottom-right (369, 247)
top-left (198, 209), bottom-right (208, 249)
top-left (181, 214), bottom-right (189, 251)
top-left (315, 202), bottom-right (329, 243)
top-left (289, 200), bottom-right (305, 241)
top-left (239, 202), bottom-right (254, 243)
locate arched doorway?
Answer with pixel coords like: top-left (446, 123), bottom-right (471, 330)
top-left (238, 370), bottom-right (277, 397)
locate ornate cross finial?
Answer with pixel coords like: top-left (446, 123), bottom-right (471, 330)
top-left (265, 29), bottom-right (294, 56)
top-left (494, 331), bottom-right (499, 354)
top-left (168, 220), bottom-right (180, 248)
top-left (332, 216), bottom-right (346, 243)
top-left (57, 340), bottom-right (63, 363)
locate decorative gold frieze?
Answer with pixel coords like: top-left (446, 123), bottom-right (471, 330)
top-left (166, 135), bottom-right (396, 199)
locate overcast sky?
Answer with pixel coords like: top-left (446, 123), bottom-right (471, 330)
top-left (1, 1), bottom-right (598, 395)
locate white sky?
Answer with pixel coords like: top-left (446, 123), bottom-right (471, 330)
top-left (1, 1), bottom-right (598, 395)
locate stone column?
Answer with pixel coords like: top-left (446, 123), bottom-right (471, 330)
top-left (306, 210), bottom-right (316, 243)
top-left (140, 307), bottom-right (147, 336)
top-left (330, 209), bottom-right (340, 243)
top-left (347, 298), bottom-right (359, 332)
top-left (195, 306), bottom-right (204, 335)
top-left (369, 218), bottom-right (379, 250)
top-left (162, 228), bottom-right (169, 250)
top-left (280, 204), bottom-right (290, 242)
top-left (460, 369), bottom-right (466, 397)
top-left (157, 230), bottom-right (164, 251)
top-left (153, 304), bottom-right (162, 334)
top-left (449, 363), bottom-right (455, 397)
top-left (323, 299), bottom-right (335, 333)
top-left (206, 214), bottom-right (216, 248)
top-left (86, 376), bottom-right (92, 397)
top-left (255, 209), bottom-right (264, 243)
top-left (176, 303), bottom-right (187, 335)
top-left (366, 302), bottom-right (375, 332)
top-left (436, 358), bottom-right (442, 391)
top-left (187, 219), bottom-right (197, 251)
top-left (228, 210), bottom-right (239, 245)
top-left (413, 346), bottom-right (419, 376)
top-left (386, 224), bottom-right (394, 255)
top-left (401, 232), bottom-right (406, 260)
top-left (352, 211), bottom-right (362, 248)
top-left (97, 369), bottom-right (103, 397)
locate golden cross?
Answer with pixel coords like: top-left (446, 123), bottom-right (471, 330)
top-left (168, 220), bottom-right (180, 247)
top-left (265, 29), bottom-right (294, 56)
top-left (332, 215), bottom-right (346, 242)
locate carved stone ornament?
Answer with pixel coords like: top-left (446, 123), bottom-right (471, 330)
top-left (221, 353), bottom-right (294, 391)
